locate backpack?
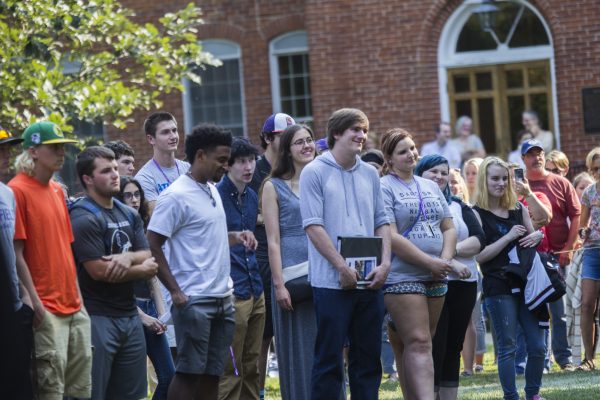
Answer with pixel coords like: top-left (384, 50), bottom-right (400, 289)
top-left (68, 196), bottom-right (137, 255)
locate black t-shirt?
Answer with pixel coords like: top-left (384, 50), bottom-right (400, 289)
top-left (474, 203), bottom-right (523, 297)
top-left (71, 199), bottom-right (149, 317)
top-left (249, 156), bottom-right (272, 264)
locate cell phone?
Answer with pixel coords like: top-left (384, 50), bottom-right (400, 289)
top-left (514, 168), bottom-right (524, 181)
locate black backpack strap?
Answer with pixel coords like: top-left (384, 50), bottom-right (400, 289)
top-left (69, 197), bottom-right (111, 254)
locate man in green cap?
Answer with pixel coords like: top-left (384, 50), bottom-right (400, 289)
top-left (9, 121), bottom-right (92, 400)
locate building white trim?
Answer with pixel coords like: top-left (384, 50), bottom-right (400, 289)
top-left (437, 0), bottom-right (560, 147)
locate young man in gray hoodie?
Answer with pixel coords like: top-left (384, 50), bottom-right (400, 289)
top-left (300, 108), bottom-right (391, 400)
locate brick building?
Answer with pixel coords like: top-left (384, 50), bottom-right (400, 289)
top-left (61, 0), bottom-right (599, 188)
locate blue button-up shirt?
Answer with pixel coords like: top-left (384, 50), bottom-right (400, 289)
top-left (216, 175), bottom-right (263, 299)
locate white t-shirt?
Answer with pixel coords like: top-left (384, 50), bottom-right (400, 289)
top-left (135, 158), bottom-right (190, 202)
top-left (420, 140), bottom-right (462, 169)
top-left (148, 174), bottom-right (233, 305)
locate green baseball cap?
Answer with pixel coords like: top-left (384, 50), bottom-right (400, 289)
top-left (22, 121), bottom-right (78, 149)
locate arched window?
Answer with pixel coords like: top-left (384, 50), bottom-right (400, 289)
top-left (183, 40), bottom-right (246, 136)
top-left (438, 0), bottom-right (558, 157)
top-left (269, 31), bottom-right (312, 124)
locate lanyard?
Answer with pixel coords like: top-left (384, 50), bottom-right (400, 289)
top-left (153, 158), bottom-right (180, 185)
top-left (390, 173), bottom-right (429, 237)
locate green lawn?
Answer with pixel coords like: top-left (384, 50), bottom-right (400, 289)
top-left (264, 352), bottom-right (600, 400)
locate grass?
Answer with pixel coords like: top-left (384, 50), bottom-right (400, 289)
top-left (263, 351), bottom-right (600, 399)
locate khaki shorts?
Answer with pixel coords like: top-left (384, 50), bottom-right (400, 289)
top-left (34, 307), bottom-right (92, 399)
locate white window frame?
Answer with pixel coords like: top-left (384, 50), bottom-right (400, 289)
top-left (269, 30), bottom-right (311, 123)
top-left (182, 39), bottom-right (247, 137)
top-left (437, 0), bottom-right (560, 147)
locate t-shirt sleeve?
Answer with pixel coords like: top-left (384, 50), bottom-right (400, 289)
top-left (147, 191), bottom-right (183, 238)
top-left (71, 209), bottom-right (107, 263)
top-left (472, 135), bottom-right (484, 150)
top-left (11, 185), bottom-right (28, 241)
top-left (131, 212), bottom-right (149, 251)
top-left (381, 179), bottom-right (396, 224)
top-left (372, 171), bottom-right (390, 229)
top-left (300, 166), bottom-right (325, 228)
top-left (564, 179), bottom-right (582, 218)
top-left (435, 184), bottom-right (452, 219)
top-left (460, 202), bottom-right (485, 250)
top-left (581, 184), bottom-right (593, 207)
top-left (135, 168), bottom-right (159, 202)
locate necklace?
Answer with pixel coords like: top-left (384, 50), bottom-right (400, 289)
top-left (187, 172), bottom-right (216, 207)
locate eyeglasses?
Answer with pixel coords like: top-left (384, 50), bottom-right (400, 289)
top-left (123, 191), bottom-right (141, 201)
top-left (292, 137), bottom-right (314, 147)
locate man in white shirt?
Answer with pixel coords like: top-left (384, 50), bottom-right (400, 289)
top-left (420, 122), bottom-right (462, 169)
top-left (147, 123), bottom-right (256, 400)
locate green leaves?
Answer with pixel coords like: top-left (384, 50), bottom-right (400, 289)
top-left (0, 1), bottom-right (214, 136)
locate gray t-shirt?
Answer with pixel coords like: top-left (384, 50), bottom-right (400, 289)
top-left (0, 183), bottom-right (21, 311)
top-left (381, 175), bottom-right (451, 283)
top-left (135, 158), bottom-right (190, 202)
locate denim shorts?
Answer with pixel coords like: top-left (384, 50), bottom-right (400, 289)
top-left (582, 248), bottom-right (600, 281)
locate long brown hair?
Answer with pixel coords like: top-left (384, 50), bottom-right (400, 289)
top-left (380, 128), bottom-right (413, 176)
top-left (269, 124), bottom-right (315, 180)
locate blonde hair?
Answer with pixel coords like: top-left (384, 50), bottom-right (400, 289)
top-left (546, 150), bottom-right (569, 170)
top-left (585, 147), bottom-right (600, 170)
top-left (462, 157), bottom-right (483, 179)
top-left (450, 168), bottom-right (469, 203)
top-left (14, 151), bottom-right (35, 176)
top-left (475, 157), bottom-right (518, 211)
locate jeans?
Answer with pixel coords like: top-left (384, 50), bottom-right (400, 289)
top-left (311, 288), bottom-right (385, 400)
top-left (136, 299), bottom-right (175, 400)
top-left (381, 317), bottom-right (395, 375)
top-left (545, 296), bottom-right (572, 367)
top-left (485, 295), bottom-right (546, 400)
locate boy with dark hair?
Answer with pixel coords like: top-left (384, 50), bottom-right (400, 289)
top-left (249, 113), bottom-right (295, 396)
top-left (325, 108), bottom-right (369, 150)
top-left (103, 140), bottom-right (136, 176)
top-left (217, 138), bottom-right (263, 400)
top-left (136, 111), bottom-right (190, 214)
top-left (10, 121), bottom-right (92, 399)
top-left (148, 124), bottom-right (255, 400)
top-left (71, 145), bottom-right (158, 399)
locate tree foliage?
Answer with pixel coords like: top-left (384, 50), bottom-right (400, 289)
top-left (0, 0), bottom-right (218, 135)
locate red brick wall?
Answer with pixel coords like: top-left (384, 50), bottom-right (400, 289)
top-left (111, 0), bottom-right (599, 168)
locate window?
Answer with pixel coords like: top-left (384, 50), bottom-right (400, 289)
top-left (456, 2), bottom-right (549, 52)
top-left (270, 31), bottom-right (312, 124)
top-left (184, 40), bottom-right (245, 136)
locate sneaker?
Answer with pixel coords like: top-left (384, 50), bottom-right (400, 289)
top-left (559, 363), bottom-right (575, 371)
top-left (460, 370), bottom-right (473, 377)
top-left (386, 372), bottom-right (399, 383)
top-left (267, 357), bottom-right (279, 378)
top-left (474, 364), bottom-right (484, 373)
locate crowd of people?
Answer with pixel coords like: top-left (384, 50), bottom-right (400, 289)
top-left (1, 107), bottom-right (599, 400)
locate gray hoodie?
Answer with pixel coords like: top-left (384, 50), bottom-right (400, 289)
top-left (300, 151), bottom-right (389, 289)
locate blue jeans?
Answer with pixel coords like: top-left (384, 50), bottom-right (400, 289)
top-left (311, 288), bottom-right (385, 400)
top-left (485, 295), bottom-right (546, 400)
top-left (136, 299), bottom-right (175, 400)
top-left (545, 296), bottom-right (572, 367)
